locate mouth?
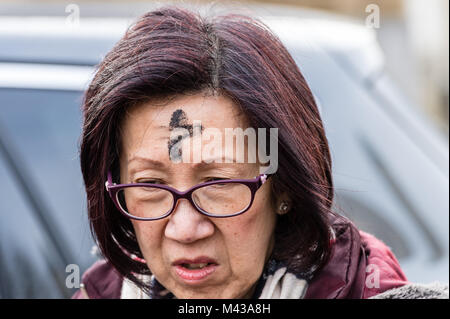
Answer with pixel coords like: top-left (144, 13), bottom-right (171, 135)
top-left (172, 257), bottom-right (218, 283)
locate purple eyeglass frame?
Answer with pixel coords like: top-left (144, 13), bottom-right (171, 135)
top-left (105, 171), bottom-right (271, 221)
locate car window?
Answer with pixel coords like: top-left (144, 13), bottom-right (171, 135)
top-left (0, 88), bottom-right (96, 298)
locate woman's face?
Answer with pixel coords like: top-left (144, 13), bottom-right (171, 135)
top-left (119, 93), bottom-right (277, 298)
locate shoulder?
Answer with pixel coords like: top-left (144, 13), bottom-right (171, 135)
top-left (304, 216), bottom-right (409, 299)
top-left (360, 231), bottom-right (409, 298)
top-left (304, 217), bottom-right (366, 298)
top-left (71, 259), bottom-right (123, 299)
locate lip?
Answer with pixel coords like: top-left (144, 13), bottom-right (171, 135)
top-left (172, 257), bottom-right (218, 283)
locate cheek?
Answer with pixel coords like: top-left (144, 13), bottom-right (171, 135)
top-left (221, 192), bottom-right (277, 268)
top-left (131, 220), bottom-right (165, 260)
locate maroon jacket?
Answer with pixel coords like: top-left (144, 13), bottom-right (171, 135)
top-left (72, 218), bottom-right (408, 299)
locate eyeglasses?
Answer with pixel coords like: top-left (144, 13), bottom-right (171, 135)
top-left (105, 171), bottom-right (271, 221)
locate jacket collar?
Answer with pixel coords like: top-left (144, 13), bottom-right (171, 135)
top-left (304, 216), bottom-right (367, 299)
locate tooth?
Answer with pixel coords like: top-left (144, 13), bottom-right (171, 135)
top-left (185, 263), bottom-right (208, 269)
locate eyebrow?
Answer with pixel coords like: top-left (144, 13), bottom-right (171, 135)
top-left (127, 155), bottom-right (243, 169)
top-left (127, 156), bottom-right (167, 168)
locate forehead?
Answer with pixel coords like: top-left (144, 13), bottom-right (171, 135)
top-left (120, 93), bottom-right (249, 158)
top-left (125, 93), bottom-right (246, 125)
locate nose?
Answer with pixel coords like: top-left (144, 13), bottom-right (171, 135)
top-left (164, 198), bottom-right (215, 244)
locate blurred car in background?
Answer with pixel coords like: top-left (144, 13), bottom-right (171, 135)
top-left (0, 5), bottom-right (448, 298)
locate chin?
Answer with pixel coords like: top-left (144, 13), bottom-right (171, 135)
top-left (174, 290), bottom-right (221, 299)
top-left (173, 286), bottom-right (251, 299)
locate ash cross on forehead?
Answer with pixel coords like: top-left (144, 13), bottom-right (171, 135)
top-left (166, 109), bottom-right (279, 174)
top-left (168, 109), bottom-right (203, 162)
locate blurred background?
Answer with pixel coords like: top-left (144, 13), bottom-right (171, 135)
top-left (0, 0), bottom-right (448, 298)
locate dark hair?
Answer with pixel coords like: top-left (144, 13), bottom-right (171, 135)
top-left (80, 6), bottom-right (335, 292)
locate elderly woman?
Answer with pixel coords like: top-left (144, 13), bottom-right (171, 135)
top-left (72, 6), bottom-right (411, 299)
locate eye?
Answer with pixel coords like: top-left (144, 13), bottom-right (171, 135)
top-left (136, 178), bottom-right (164, 185)
top-left (205, 177), bottom-right (229, 183)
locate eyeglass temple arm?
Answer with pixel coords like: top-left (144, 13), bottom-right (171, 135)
top-left (259, 172), bottom-right (273, 187)
top-left (105, 171), bottom-right (114, 190)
